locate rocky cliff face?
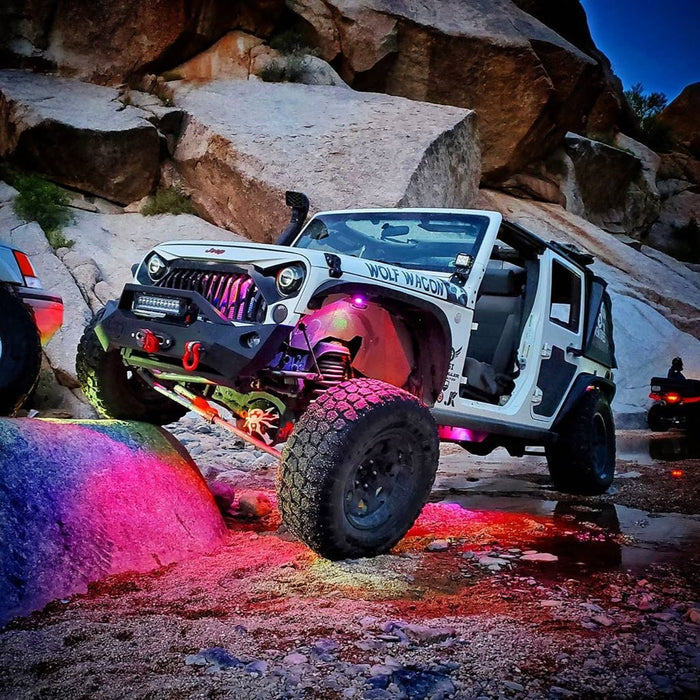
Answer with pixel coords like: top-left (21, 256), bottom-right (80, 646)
top-left (285, 0), bottom-right (622, 183)
top-left (1, 0), bottom-right (626, 185)
top-left (660, 83), bottom-right (700, 159)
top-left (0, 0), bottom-right (285, 84)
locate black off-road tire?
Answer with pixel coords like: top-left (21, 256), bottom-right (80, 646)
top-left (0, 285), bottom-right (42, 415)
top-left (646, 404), bottom-right (669, 432)
top-left (75, 308), bottom-right (187, 424)
top-left (278, 378), bottom-right (439, 560)
top-left (546, 390), bottom-right (616, 495)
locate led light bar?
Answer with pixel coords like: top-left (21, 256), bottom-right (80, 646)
top-left (133, 293), bottom-right (185, 318)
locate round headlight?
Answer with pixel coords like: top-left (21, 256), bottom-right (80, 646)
top-left (276, 264), bottom-right (305, 295)
top-left (146, 254), bottom-right (167, 281)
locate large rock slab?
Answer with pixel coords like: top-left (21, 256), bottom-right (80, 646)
top-left (0, 419), bottom-right (226, 626)
top-left (287, 0), bottom-right (606, 181)
top-left (647, 190), bottom-right (700, 263)
top-left (501, 132), bottom-right (661, 239)
top-left (478, 189), bottom-right (700, 418)
top-left (0, 70), bottom-right (160, 203)
top-left (172, 81), bottom-right (480, 242)
top-left (556, 133), bottom-right (661, 237)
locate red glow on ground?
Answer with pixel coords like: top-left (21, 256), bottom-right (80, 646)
top-left (671, 469), bottom-right (684, 478)
top-left (402, 501), bottom-right (552, 548)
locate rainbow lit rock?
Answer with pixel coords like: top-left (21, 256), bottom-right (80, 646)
top-left (0, 418), bottom-right (226, 626)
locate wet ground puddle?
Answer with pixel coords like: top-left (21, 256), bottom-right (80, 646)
top-left (434, 493), bottom-right (700, 573)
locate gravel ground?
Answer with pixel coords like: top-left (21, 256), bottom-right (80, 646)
top-left (1, 415), bottom-right (699, 700)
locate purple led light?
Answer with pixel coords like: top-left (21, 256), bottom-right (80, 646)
top-left (351, 295), bottom-right (368, 309)
top-left (438, 426), bottom-right (488, 443)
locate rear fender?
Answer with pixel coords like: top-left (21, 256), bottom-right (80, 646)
top-left (552, 374), bottom-right (616, 429)
top-left (288, 298), bottom-right (414, 388)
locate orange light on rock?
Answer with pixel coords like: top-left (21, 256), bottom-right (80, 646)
top-left (671, 469), bottom-right (684, 478)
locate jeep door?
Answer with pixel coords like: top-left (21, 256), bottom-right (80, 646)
top-left (530, 252), bottom-right (585, 421)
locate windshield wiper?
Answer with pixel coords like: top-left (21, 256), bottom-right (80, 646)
top-left (374, 259), bottom-right (407, 268)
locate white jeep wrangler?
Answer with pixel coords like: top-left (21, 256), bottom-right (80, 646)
top-left (77, 192), bottom-right (617, 560)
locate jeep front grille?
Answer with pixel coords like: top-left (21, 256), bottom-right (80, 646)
top-left (156, 269), bottom-right (266, 322)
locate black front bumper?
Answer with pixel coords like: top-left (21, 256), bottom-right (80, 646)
top-left (97, 284), bottom-right (290, 384)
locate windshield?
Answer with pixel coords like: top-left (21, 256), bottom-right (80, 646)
top-left (293, 211), bottom-right (490, 272)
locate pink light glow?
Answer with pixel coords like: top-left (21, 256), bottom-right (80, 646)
top-left (438, 425), bottom-right (488, 443)
top-left (351, 295), bottom-right (368, 309)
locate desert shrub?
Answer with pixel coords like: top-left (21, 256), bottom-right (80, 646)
top-left (1, 165), bottom-right (74, 248)
top-left (141, 187), bottom-right (198, 216)
top-left (259, 25), bottom-right (320, 83)
top-left (45, 229), bottom-right (75, 250)
top-left (160, 70), bottom-right (183, 82)
top-left (258, 55), bottom-right (308, 83)
top-left (624, 83), bottom-right (674, 152)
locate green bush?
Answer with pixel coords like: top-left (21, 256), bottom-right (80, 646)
top-left (45, 229), bottom-right (75, 250)
top-left (0, 165), bottom-right (74, 248)
top-left (258, 55), bottom-right (308, 83)
top-left (140, 187), bottom-right (198, 216)
top-left (259, 26), bottom-right (320, 83)
top-left (624, 83), bottom-right (674, 152)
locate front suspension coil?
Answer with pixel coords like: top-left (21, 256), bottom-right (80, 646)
top-left (313, 351), bottom-right (351, 397)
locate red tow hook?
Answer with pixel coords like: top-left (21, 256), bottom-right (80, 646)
top-left (182, 341), bottom-right (203, 371)
top-left (137, 329), bottom-right (160, 353)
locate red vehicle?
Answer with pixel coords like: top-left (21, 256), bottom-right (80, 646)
top-left (648, 377), bottom-right (700, 432)
top-left (0, 243), bottom-right (64, 415)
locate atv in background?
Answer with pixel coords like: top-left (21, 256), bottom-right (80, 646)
top-left (648, 377), bottom-right (700, 432)
top-left (0, 243), bottom-right (63, 415)
top-left (76, 191), bottom-right (617, 560)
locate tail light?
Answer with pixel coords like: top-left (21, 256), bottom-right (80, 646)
top-left (13, 250), bottom-right (42, 289)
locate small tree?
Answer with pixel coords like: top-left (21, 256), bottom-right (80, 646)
top-left (625, 82), bottom-right (667, 121)
top-left (624, 83), bottom-right (673, 151)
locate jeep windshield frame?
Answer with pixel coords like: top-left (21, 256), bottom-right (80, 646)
top-left (292, 211), bottom-right (491, 273)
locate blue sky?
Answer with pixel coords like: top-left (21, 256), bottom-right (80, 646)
top-left (581, 0), bottom-right (700, 101)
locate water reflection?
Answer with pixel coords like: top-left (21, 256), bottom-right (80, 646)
top-left (648, 432), bottom-right (700, 461)
top-left (616, 430), bottom-right (700, 464)
top-left (550, 501), bottom-right (622, 568)
top-left (436, 493), bottom-right (700, 573)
